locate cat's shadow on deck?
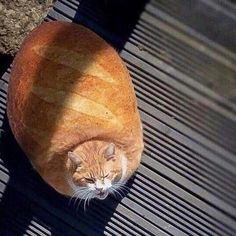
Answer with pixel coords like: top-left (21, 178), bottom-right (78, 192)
top-left (0, 0), bottom-right (148, 235)
top-left (0, 116), bottom-right (136, 235)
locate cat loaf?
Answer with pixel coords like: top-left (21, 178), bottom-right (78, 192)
top-left (7, 21), bottom-right (144, 200)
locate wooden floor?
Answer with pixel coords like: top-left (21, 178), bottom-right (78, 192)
top-left (1, 0), bottom-right (236, 235)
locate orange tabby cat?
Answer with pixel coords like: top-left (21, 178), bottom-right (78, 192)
top-left (7, 21), bottom-right (144, 202)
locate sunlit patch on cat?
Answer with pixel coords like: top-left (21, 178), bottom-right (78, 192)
top-left (66, 141), bottom-right (129, 210)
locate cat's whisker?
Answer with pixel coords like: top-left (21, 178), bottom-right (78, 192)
top-left (76, 190), bottom-right (90, 212)
top-left (118, 189), bottom-right (126, 198)
top-left (109, 188), bottom-right (118, 200)
top-left (74, 188), bottom-right (90, 206)
top-left (84, 194), bottom-right (89, 212)
top-left (83, 191), bottom-right (92, 212)
top-left (69, 197), bottom-right (75, 207)
top-left (69, 190), bottom-right (81, 207)
top-left (86, 194), bottom-right (91, 210)
top-left (113, 184), bottom-right (123, 190)
top-left (87, 193), bottom-right (93, 207)
top-left (111, 187), bottom-right (123, 199)
top-left (111, 192), bottom-right (117, 199)
top-left (69, 187), bottom-right (87, 207)
top-left (119, 189), bottom-right (127, 198)
top-left (113, 183), bottom-right (130, 194)
top-left (74, 194), bottom-right (82, 209)
top-left (113, 183), bottom-right (129, 198)
top-left (74, 190), bottom-right (85, 208)
top-left (89, 192), bottom-right (94, 205)
top-left (118, 186), bottom-right (129, 194)
top-left (119, 185), bottom-right (130, 191)
top-left (83, 198), bottom-right (86, 212)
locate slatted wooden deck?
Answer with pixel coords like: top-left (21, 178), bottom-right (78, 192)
top-left (1, 0), bottom-right (236, 235)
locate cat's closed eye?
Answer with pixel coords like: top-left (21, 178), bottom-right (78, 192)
top-left (103, 173), bottom-right (109, 178)
top-left (84, 177), bottom-right (95, 183)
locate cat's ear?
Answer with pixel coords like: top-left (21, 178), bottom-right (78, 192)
top-left (68, 151), bottom-right (81, 165)
top-left (104, 143), bottom-right (115, 161)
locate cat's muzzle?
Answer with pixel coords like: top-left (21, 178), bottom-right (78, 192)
top-left (96, 190), bottom-right (108, 200)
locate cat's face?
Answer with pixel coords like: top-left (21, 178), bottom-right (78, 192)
top-left (67, 141), bottom-right (128, 201)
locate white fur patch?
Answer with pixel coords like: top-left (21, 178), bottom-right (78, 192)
top-left (120, 154), bottom-right (128, 182)
top-left (94, 179), bottom-right (111, 191)
top-left (87, 183), bottom-right (96, 191)
top-left (104, 179), bottom-right (112, 190)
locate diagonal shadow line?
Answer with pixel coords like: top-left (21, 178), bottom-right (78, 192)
top-left (0, 0), bottom-right (149, 235)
